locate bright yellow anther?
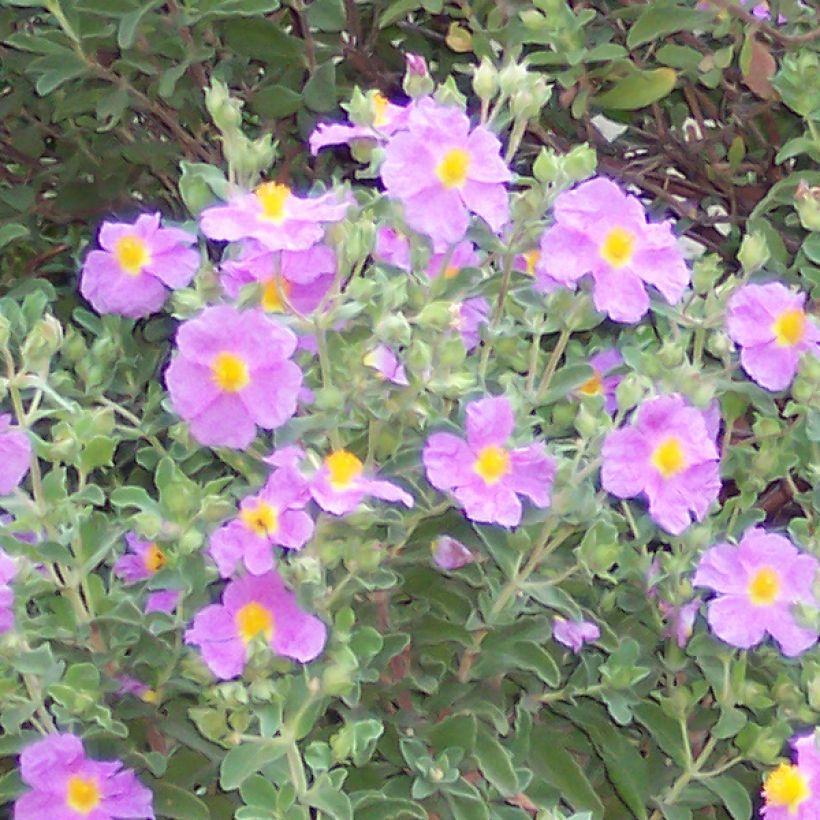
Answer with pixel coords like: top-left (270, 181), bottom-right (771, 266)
top-left (261, 276), bottom-right (292, 312)
top-left (600, 227), bottom-right (636, 268)
top-left (143, 543), bottom-right (167, 573)
top-left (748, 567), bottom-right (781, 606)
top-left (650, 437), bottom-right (687, 479)
top-left (240, 501), bottom-right (279, 536)
top-left (211, 352), bottom-right (250, 393)
top-left (325, 450), bottom-right (364, 489)
top-left (66, 776), bottom-right (101, 815)
top-left (473, 445), bottom-right (511, 485)
top-left (255, 181), bottom-right (291, 223)
top-left (772, 308), bottom-right (806, 347)
top-left (436, 148), bottom-right (470, 189)
top-left (235, 602), bottom-right (274, 644)
top-left (763, 762), bottom-right (810, 812)
top-left (114, 235), bottom-right (150, 276)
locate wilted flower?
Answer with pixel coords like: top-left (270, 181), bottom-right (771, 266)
top-left (538, 177), bottom-right (689, 322)
top-left (80, 212), bottom-right (199, 319)
top-left (310, 449), bottom-right (414, 515)
top-left (363, 344), bottom-right (409, 386)
top-left (423, 396), bottom-right (556, 527)
top-left (200, 181), bottom-right (351, 252)
top-left (209, 467), bottom-right (314, 577)
top-left (381, 98), bottom-right (510, 250)
top-left (432, 536), bottom-right (475, 570)
top-left (426, 240), bottom-right (479, 279)
top-left (185, 570), bottom-right (327, 679)
top-left (693, 527), bottom-right (819, 657)
top-left (553, 617), bottom-right (600, 653)
top-left (761, 733), bottom-right (820, 818)
top-left (601, 394), bottom-right (720, 534)
top-left (575, 348), bottom-right (623, 414)
top-left (15, 733), bottom-right (154, 819)
top-left (0, 547), bottom-right (17, 634)
top-left (452, 297), bottom-right (489, 352)
top-left (373, 227), bottom-right (412, 271)
top-left (220, 241), bottom-right (336, 316)
top-left (0, 414), bottom-right (31, 496)
top-left (726, 282), bottom-right (819, 392)
top-left (165, 305), bottom-right (302, 449)
top-left (114, 533), bottom-right (168, 584)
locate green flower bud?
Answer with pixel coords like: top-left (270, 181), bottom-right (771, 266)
top-left (616, 374), bottom-right (646, 412)
top-left (432, 77), bottom-right (465, 109)
top-left (439, 337), bottom-right (466, 367)
top-left (692, 254), bottom-right (723, 294)
top-left (737, 231), bottom-right (770, 274)
top-left (171, 288), bottom-right (206, 317)
top-left (472, 57), bottom-right (498, 102)
top-left (532, 147), bottom-right (561, 184)
top-left (416, 302), bottom-right (452, 330)
top-left (405, 340), bottom-right (432, 372)
top-left (21, 315), bottom-right (63, 372)
top-left (403, 53), bottom-right (434, 99)
top-left (563, 143), bottom-right (597, 182)
top-left (63, 327), bottom-right (87, 364)
top-left (795, 180), bottom-right (820, 232)
top-left (377, 315), bottom-right (412, 345)
top-left (497, 63), bottom-right (528, 98)
top-left (205, 79), bottom-right (243, 132)
top-left (574, 404), bottom-right (599, 439)
top-left (658, 340), bottom-right (685, 368)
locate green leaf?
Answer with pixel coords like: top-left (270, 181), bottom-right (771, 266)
top-left (220, 741), bottom-right (286, 790)
top-left (593, 68), bottom-right (677, 110)
top-left (379, 0), bottom-right (421, 28)
top-left (473, 725), bottom-right (518, 796)
top-left (80, 435), bottom-right (116, 473)
top-left (427, 714), bottom-right (477, 754)
top-left (117, 2), bottom-right (159, 50)
top-left (632, 703), bottom-right (688, 766)
top-left (30, 53), bottom-right (89, 96)
top-left (802, 234), bottom-right (820, 265)
top-left (627, 4), bottom-right (712, 48)
top-left (354, 796), bottom-right (427, 819)
top-left (507, 641), bottom-right (561, 687)
top-left (151, 781), bottom-right (210, 820)
top-left (303, 62), bottom-right (338, 112)
top-left (0, 223), bottom-right (29, 248)
top-left (703, 776), bottom-right (752, 820)
top-left (305, 772), bottom-right (353, 820)
top-left (444, 781), bottom-right (490, 820)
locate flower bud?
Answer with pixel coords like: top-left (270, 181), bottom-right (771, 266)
top-left (403, 53), bottom-right (434, 99)
top-left (658, 340), bottom-right (685, 368)
top-left (563, 143), bottom-right (597, 182)
top-left (472, 57), bottom-right (498, 102)
top-left (574, 404), bottom-right (599, 439)
top-left (737, 231), bottom-right (770, 274)
top-left (795, 180), bottom-right (820, 232)
top-left (433, 77), bottom-right (466, 109)
top-left (497, 62), bottom-right (528, 98)
top-left (692, 254), bottom-right (722, 294)
top-left (417, 302), bottom-right (452, 330)
top-left (616, 374), bottom-right (646, 412)
top-left (532, 147), bottom-right (561, 183)
top-left (21, 315), bottom-right (63, 372)
top-left (205, 79), bottom-right (243, 133)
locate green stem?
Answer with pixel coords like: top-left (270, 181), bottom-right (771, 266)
top-left (534, 326), bottom-right (572, 403)
top-left (286, 741), bottom-right (308, 797)
top-left (649, 735), bottom-right (718, 818)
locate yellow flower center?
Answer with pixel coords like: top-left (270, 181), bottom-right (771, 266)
top-left (143, 543), bottom-right (166, 573)
top-left (600, 227), bottom-right (636, 269)
top-left (235, 601), bottom-right (274, 644)
top-left (240, 501), bottom-right (279, 536)
top-left (444, 265), bottom-right (460, 279)
top-left (255, 181), bottom-right (291, 223)
top-left (650, 436), bottom-right (687, 479)
top-left (261, 276), bottom-right (292, 312)
top-left (473, 445), bottom-right (511, 485)
top-left (141, 689), bottom-right (158, 703)
top-left (113, 234), bottom-right (150, 276)
top-left (772, 308), bottom-right (806, 348)
top-left (325, 449), bottom-right (364, 489)
top-left (578, 371), bottom-right (603, 396)
top-left (66, 775), bottom-right (101, 815)
top-left (523, 250), bottom-right (540, 276)
top-left (764, 762), bottom-right (810, 812)
top-left (748, 567), bottom-right (781, 606)
top-left (211, 351), bottom-right (250, 393)
top-left (373, 92), bottom-right (389, 127)
top-left (436, 148), bottom-right (471, 189)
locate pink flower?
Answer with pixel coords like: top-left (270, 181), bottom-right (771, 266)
top-left (726, 282), bottom-right (819, 392)
top-left (373, 227), bottom-right (412, 271)
top-left (452, 297), bottom-right (489, 352)
top-left (553, 618), bottom-right (600, 653)
top-left (381, 98), bottom-right (510, 251)
top-left (425, 240), bottom-right (479, 279)
top-left (220, 241), bottom-right (336, 316)
top-left (15, 733), bottom-right (154, 819)
top-left (80, 212), bottom-right (199, 319)
top-left (575, 349), bottom-right (623, 414)
top-left (146, 589), bottom-right (180, 615)
top-left (310, 449), bottom-right (414, 516)
top-left (432, 536), bottom-right (475, 571)
top-left (185, 570), bottom-right (327, 679)
top-left (602, 394), bottom-right (720, 535)
top-left (538, 177), bottom-right (689, 323)
top-left (423, 396), bottom-right (556, 527)
top-left (0, 414), bottom-right (31, 495)
top-left (761, 733), bottom-right (820, 818)
top-left (114, 533), bottom-right (169, 584)
top-left (165, 305), bottom-right (302, 449)
top-left (209, 467), bottom-right (314, 577)
top-left (363, 344), bottom-right (408, 386)
top-left (0, 547), bottom-right (17, 634)
top-left (200, 181), bottom-right (351, 252)
top-left (693, 527), bottom-right (819, 657)
top-left (405, 53), bottom-right (427, 76)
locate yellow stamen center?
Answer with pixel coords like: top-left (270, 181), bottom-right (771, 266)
top-left (141, 689), bottom-right (158, 703)
top-left (436, 148), bottom-right (470, 189)
top-left (444, 265), bottom-right (460, 279)
top-left (235, 601), bottom-right (274, 644)
top-left (261, 276), bottom-right (292, 312)
top-left (578, 371), bottom-right (603, 396)
top-left (373, 92), bottom-right (389, 127)
top-left (211, 351), bottom-right (250, 393)
top-left (650, 437), bottom-right (687, 479)
top-left (255, 181), bottom-right (291, 223)
top-left (523, 250), bottom-right (540, 276)
top-left (748, 567), bottom-right (781, 606)
top-left (66, 776), bottom-right (101, 815)
top-left (763, 762), bottom-right (810, 812)
top-left (114, 235), bottom-right (150, 276)
top-left (473, 445), bottom-right (511, 485)
top-left (143, 543), bottom-right (166, 573)
top-left (600, 227), bottom-right (636, 268)
top-left (772, 308), bottom-right (806, 348)
top-left (325, 449), bottom-right (364, 489)
top-left (240, 501), bottom-right (279, 536)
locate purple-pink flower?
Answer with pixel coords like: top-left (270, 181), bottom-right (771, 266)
top-left (601, 394), bottom-right (720, 535)
top-left (452, 297), bottom-right (489, 352)
top-left (165, 305), bottom-right (302, 449)
top-left (146, 589), bottom-right (181, 615)
top-left (726, 282), bottom-right (819, 392)
top-left (405, 53), bottom-right (427, 77)
top-left (761, 733), bottom-right (820, 818)
top-left (426, 240), bottom-right (479, 279)
top-left (432, 536), bottom-right (476, 571)
top-left (381, 98), bottom-right (510, 250)
top-left (423, 396), bottom-right (556, 527)
top-left (220, 241), bottom-right (336, 316)
top-left (15, 733), bottom-right (154, 819)
top-left (538, 177), bottom-right (689, 323)
top-left (373, 227), bottom-right (412, 271)
top-left (575, 348), bottom-right (622, 414)
top-left (114, 533), bottom-right (168, 584)
top-left (185, 570), bottom-right (327, 679)
top-left (0, 547), bottom-right (17, 634)
top-left (310, 449), bottom-right (414, 516)
top-left (553, 618), bottom-right (600, 653)
top-left (693, 527), bottom-right (819, 657)
top-left (80, 212), bottom-right (199, 319)
top-left (209, 467), bottom-right (314, 577)
top-left (200, 181), bottom-right (351, 252)
top-left (0, 414), bottom-right (31, 495)
top-left (363, 345), bottom-right (408, 386)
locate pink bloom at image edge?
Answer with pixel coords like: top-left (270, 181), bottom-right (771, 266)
top-left (726, 282), bottom-right (819, 392)
top-left (601, 394), bottom-right (720, 535)
top-left (0, 547), bottom-right (17, 634)
top-left (381, 98), bottom-right (511, 251)
top-left (14, 733), bottom-right (154, 819)
top-left (165, 304), bottom-right (302, 450)
top-left (423, 396), bottom-right (556, 527)
top-left (553, 618), bottom-right (600, 653)
top-left (185, 570), bottom-right (327, 680)
top-left (538, 177), bottom-right (690, 323)
top-left (761, 733), bottom-right (820, 818)
top-left (0, 414), bottom-right (31, 495)
top-left (373, 227), bottom-right (412, 272)
top-left (693, 527), bottom-right (819, 657)
top-left (80, 212), bottom-right (199, 319)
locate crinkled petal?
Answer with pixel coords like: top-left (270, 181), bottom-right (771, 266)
top-left (80, 251), bottom-right (168, 318)
top-left (275, 509), bottom-right (315, 550)
top-left (189, 394), bottom-right (257, 450)
top-left (454, 479), bottom-right (522, 527)
top-left (705, 595), bottom-right (767, 649)
top-left (460, 180), bottom-right (509, 233)
top-left (591, 266), bottom-right (650, 323)
top-left (740, 342), bottom-right (800, 391)
top-left (537, 225), bottom-right (598, 287)
top-left (601, 427), bottom-right (651, 498)
top-left (508, 445), bottom-right (556, 508)
top-left (423, 433), bottom-right (477, 491)
top-left (693, 542), bottom-right (749, 594)
top-left (465, 396), bottom-right (515, 449)
top-left (165, 357), bottom-right (219, 419)
top-left (764, 605), bottom-right (818, 657)
top-left (239, 360), bottom-right (302, 430)
top-left (364, 479), bottom-right (415, 508)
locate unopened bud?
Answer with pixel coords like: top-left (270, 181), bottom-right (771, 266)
top-left (498, 62), bottom-right (528, 98)
top-left (403, 53), bottom-right (434, 98)
top-left (737, 231), bottom-right (770, 274)
top-left (563, 143), bottom-right (597, 181)
top-left (472, 57), bottom-right (498, 102)
top-left (22, 315), bottom-right (63, 372)
top-left (795, 180), bottom-right (820, 232)
top-left (205, 79), bottom-right (243, 132)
